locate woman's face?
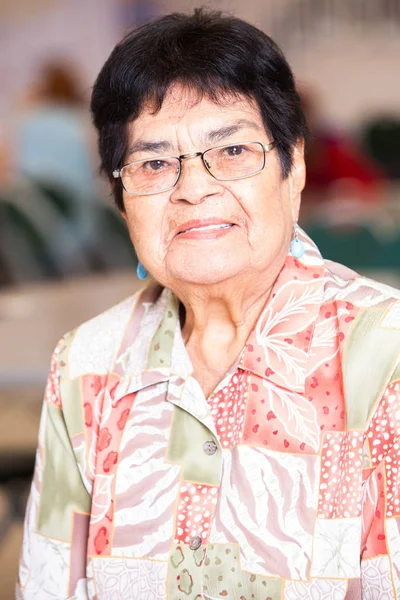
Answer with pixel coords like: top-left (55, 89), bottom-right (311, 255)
top-left (120, 86), bottom-right (305, 288)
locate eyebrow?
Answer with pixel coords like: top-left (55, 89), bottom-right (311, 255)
top-left (126, 141), bottom-right (173, 157)
top-left (205, 119), bottom-right (262, 143)
top-left (126, 118), bottom-right (262, 158)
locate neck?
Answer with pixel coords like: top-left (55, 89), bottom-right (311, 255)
top-left (182, 287), bottom-right (268, 344)
top-left (174, 269), bottom-right (280, 367)
top-left (167, 263), bottom-right (285, 398)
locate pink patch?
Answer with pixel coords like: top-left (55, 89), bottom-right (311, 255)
top-left (117, 408), bottom-right (130, 430)
top-left (92, 375), bottom-right (106, 397)
top-left (318, 430), bottom-right (363, 518)
top-left (103, 451), bottom-right (118, 473)
top-left (208, 370), bottom-right (249, 449)
top-left (84, 402), bottom-right (93, 427)
top-left (362, 463), bottom-right (387, 558)
top-left (94, 527), bottom-right (109, 555)
top-left (174, 483), bottom-right (218, 545)
top-left (97, 428), bottom-right (112, 452)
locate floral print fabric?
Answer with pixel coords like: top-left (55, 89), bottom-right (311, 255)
top-left (17, 229), bottom-right (400, 599)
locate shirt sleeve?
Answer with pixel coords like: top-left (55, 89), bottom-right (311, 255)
top-left (361, 379), bottom-right (400, 596)
top-left (17, 337), bottom-right (92, 599)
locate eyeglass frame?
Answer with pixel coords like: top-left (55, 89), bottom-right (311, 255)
top-left (112, 140), bottom-right (278, 196)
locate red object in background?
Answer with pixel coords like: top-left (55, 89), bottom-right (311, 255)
top-left (305, 131), bottom-right (384, 197)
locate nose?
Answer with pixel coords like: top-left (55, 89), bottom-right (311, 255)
top-left (169, 154), bottom-right (223, 205)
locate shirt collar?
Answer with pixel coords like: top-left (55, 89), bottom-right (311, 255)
top-left (113, 285), bottom-right (182, 402)
top-left (240, 272), bottom-right (325, 393)
top-left (239, 228), bottom-right (327, 393)
top-left (114, 228), bottom-right (326, 401)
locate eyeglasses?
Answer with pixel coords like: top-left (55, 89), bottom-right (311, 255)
top-left (112, 141), bottom-right (277, 196)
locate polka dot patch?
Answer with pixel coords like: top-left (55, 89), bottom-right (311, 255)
top-left (174, 482), bottom-right (219, 544)
top-left (304, 354), bottom-right (345, 435)
top-left (318, 430), bottom-right (364, 518)
top-left (208, 370), bottom-right (249, 449)
top-left (361, 462), bottom-right (387, 559)
top-left (366, 382), bottom-right (400, 467)
top-left (385, 438), bottom-right (400, 517)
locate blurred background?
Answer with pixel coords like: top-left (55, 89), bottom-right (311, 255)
top-left (1, 0), bottom-right (400, 596)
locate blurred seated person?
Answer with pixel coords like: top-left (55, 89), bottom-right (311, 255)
top-left (14, 61), bottom-right (98, 241)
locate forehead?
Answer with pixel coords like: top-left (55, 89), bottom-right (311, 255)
top-left (129, 85), bottom-right (264, 142)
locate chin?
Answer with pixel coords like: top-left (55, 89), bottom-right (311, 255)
top-left (176, 272), bottom-right (233, 286)
top-left (166, 254), bottom-right (243, 286)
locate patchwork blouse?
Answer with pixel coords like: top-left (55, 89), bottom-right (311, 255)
top-left (18, 232), bottom-right (400, 599)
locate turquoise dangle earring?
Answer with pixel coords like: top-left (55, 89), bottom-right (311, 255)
top-left (290, 224), bottom-right (305, 258)
top-left (136, 261), bottom-right (148, 280)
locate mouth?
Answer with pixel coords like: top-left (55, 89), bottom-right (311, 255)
top-left (178, 223), bottom-right (234, 235)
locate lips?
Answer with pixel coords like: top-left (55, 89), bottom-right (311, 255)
top-left (176, 218), bottom-right (236, 236)
top-left (179, 223), bottom-right (233, 235)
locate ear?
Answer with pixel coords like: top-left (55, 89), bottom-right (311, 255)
top-left (109, 178), bottom-right (127, 221)
top-left (288, 138), bottom-right (306, 222)
top-left (119, 207), bottom-right (127, 222)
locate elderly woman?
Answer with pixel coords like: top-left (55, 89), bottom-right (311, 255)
top-left (18, 9), bottom-right (400, 600)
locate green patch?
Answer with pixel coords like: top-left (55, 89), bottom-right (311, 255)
top-left (37, 403), bottom-right (91, 542)
top-left (343, 307), bottom-right (400, 429)
top-left (147, 293), bottom-right (179, 370)
top-left (166, 405), bottom-right (221, 486)
top-left (58, 330), bottom-right (76, 379)
top-left (60, 378), bottom-right (84, 438)
top-left (203, 543), bottom-right (282, 599)
top-left (167, 542), bottom-right (283, 599)
top-left (168, 543), bottom-right (201, 598)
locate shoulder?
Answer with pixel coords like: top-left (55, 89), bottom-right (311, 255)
top-left (321, 259), bottom-right (400, 377)
top-left (322, 258), bottom-right (400, 312)
top-left (53, 287), bottom-right (148, 380)
top-left (319, 260), bottom-right (400, 430)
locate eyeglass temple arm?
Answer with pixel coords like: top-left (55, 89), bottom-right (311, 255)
top-left (263, 141), bottom-right (277, 152)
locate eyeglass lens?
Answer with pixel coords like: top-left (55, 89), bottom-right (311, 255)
top-left (121, 142), bottom-right (266, 195)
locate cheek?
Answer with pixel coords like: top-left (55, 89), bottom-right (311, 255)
top-left (234, 175), bottom-right (290, 230)
top-left (123, 202), bottom-right (168, 259)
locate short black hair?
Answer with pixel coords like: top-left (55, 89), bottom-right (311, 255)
top-left (91, 8), bottom-right (308, 210)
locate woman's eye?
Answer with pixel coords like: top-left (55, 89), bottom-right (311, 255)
top-left (144, 160), bottom-right (167, 171)
top-left (225, 145), bottom-right (245, 157)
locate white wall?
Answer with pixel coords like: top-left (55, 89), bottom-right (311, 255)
top-left (0, 0), bottom-right (119, 135)
top-left (1, 0), bottom-right (399, 134)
